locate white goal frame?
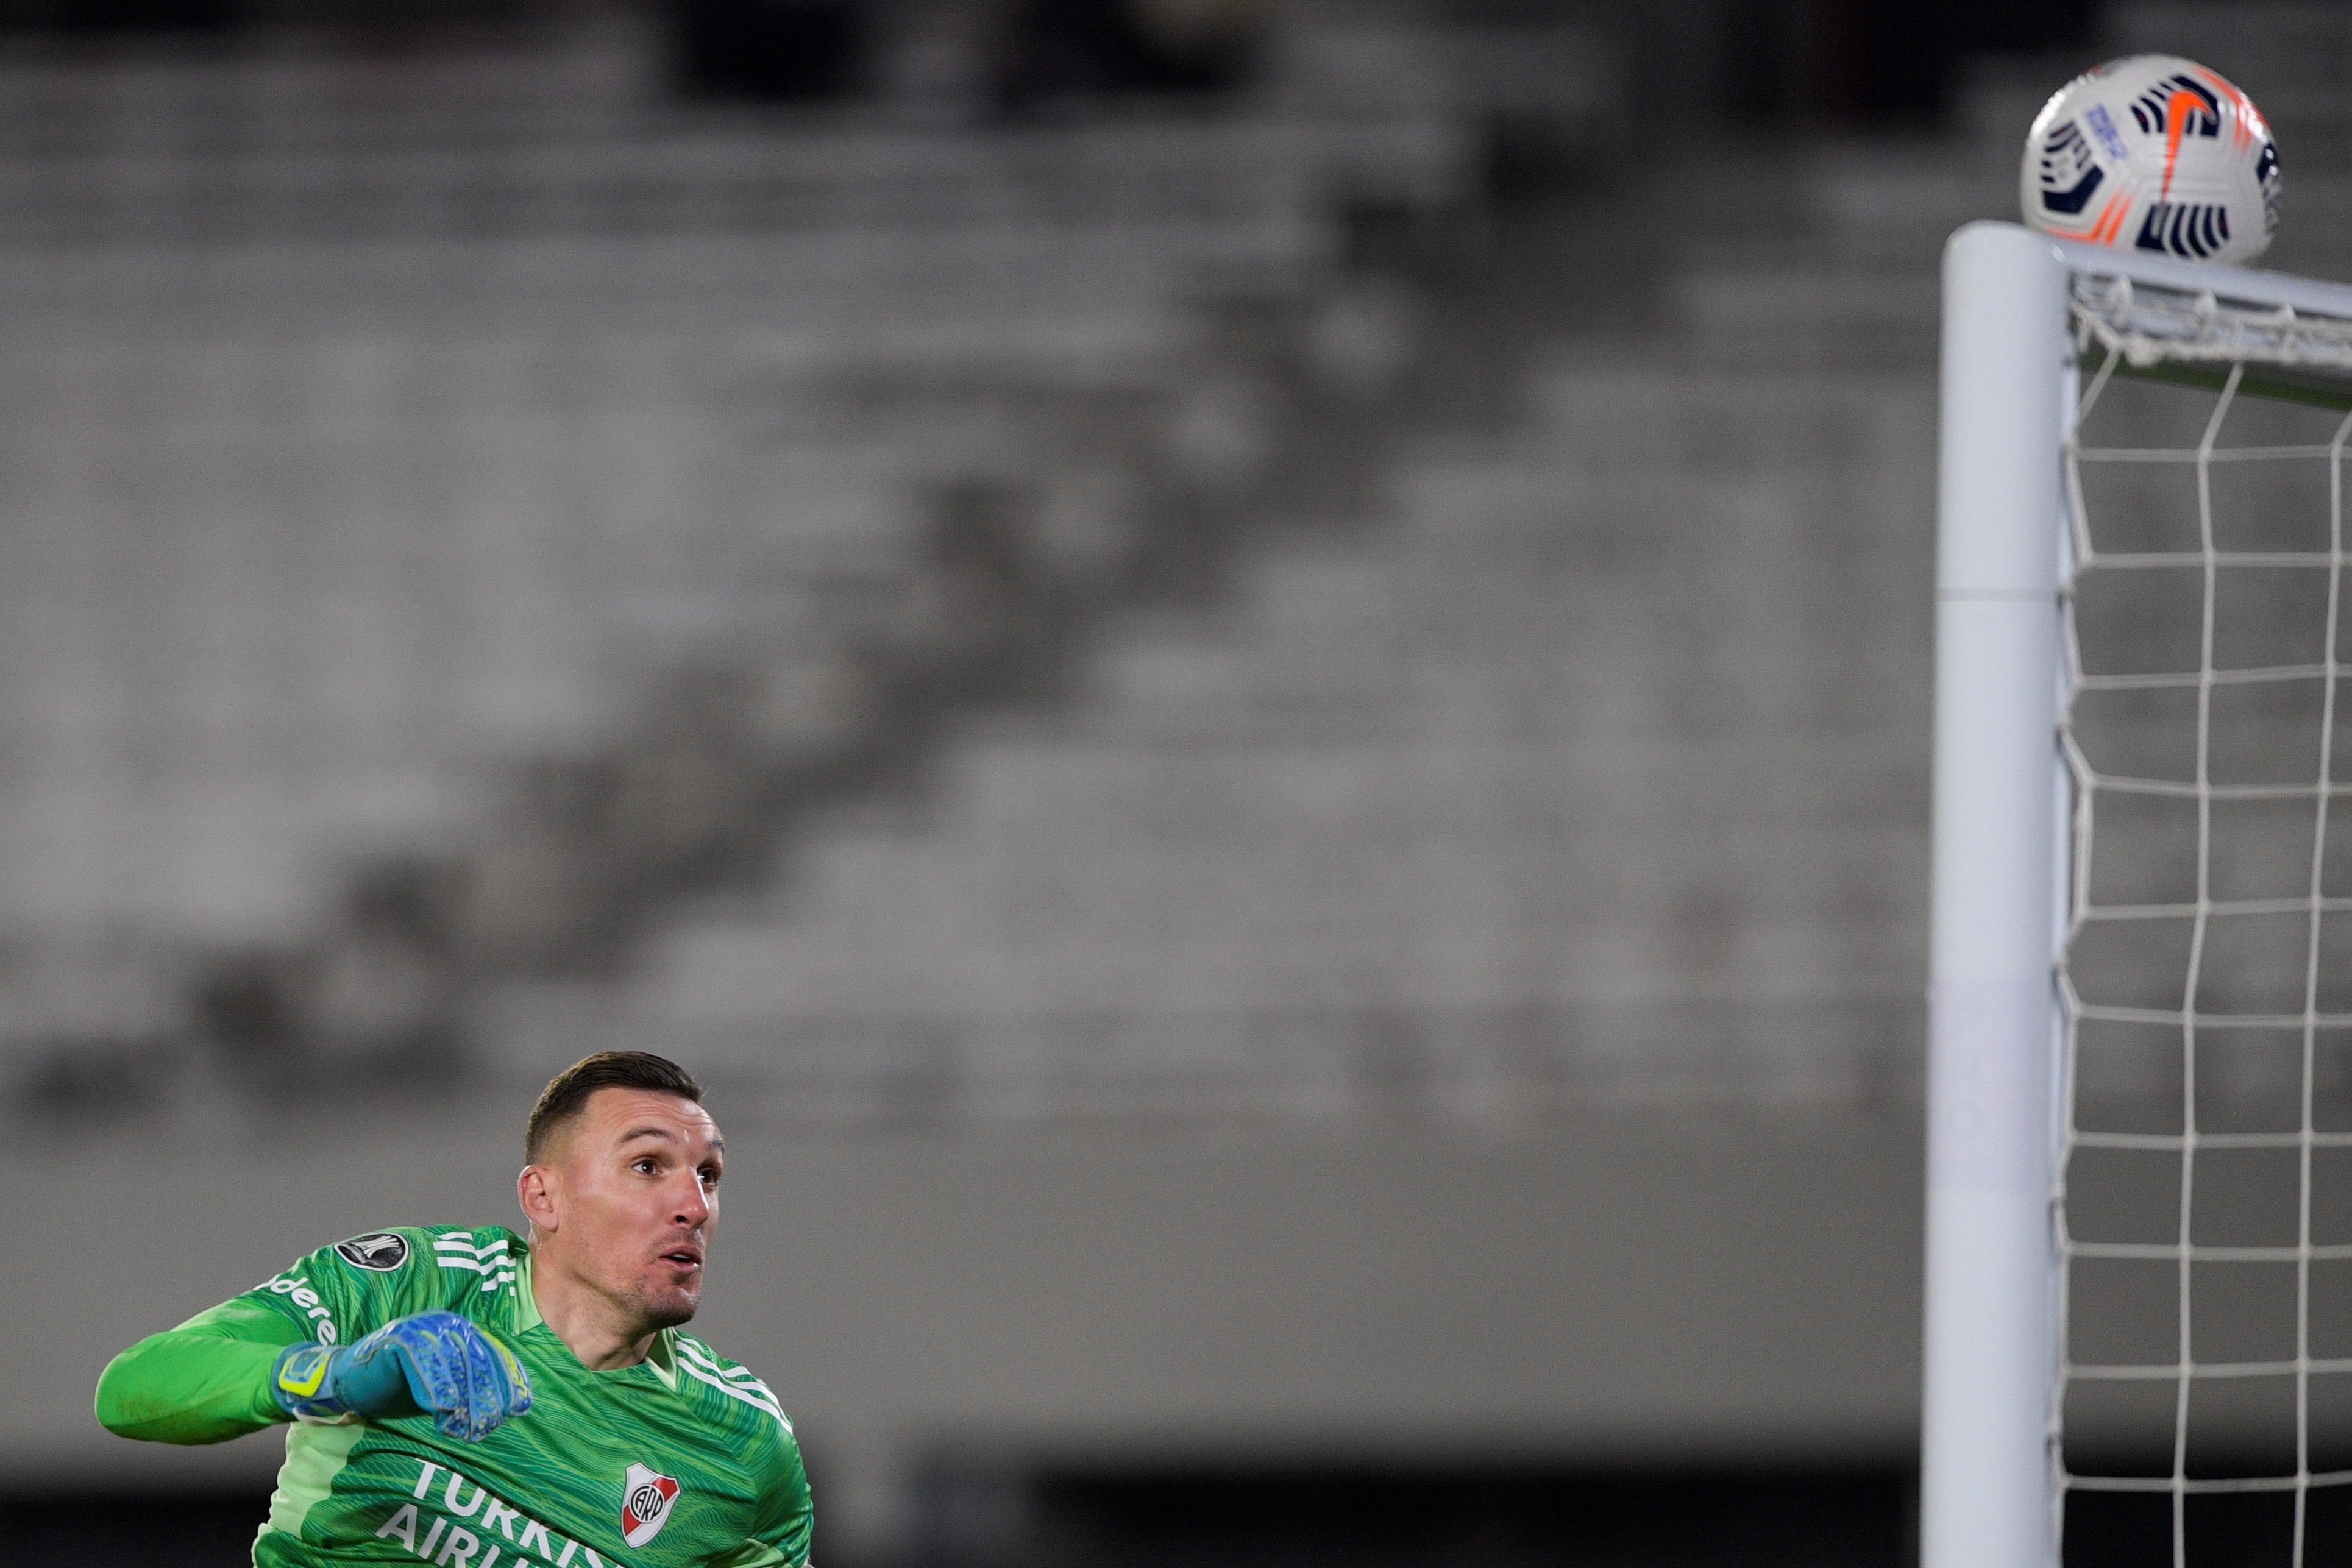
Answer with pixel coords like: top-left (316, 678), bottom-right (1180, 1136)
top-left (1925, 221), bottom-right (2352, 1568)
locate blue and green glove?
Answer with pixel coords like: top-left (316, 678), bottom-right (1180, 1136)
top-left (271, 1311), bottom-right (530, 1442)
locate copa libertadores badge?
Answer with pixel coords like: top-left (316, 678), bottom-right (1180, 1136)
top-left (333, 1232), bottom-right (409, 1272)
top-left (620, 1463), bottom-right (681, 1548)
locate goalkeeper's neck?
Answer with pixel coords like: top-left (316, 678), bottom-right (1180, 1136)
top-left (526, 1238), bottom-right (673, 1372)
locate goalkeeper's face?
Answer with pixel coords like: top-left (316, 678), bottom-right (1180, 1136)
top-left (542, 1088), bottom-right (724, 1332)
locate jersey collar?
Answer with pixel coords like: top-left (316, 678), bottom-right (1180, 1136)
top-left (511, 1240), bottom-right (544, 1333)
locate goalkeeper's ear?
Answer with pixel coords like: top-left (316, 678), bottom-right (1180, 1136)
top-left (518, 1163), bottom-right (561, 1240)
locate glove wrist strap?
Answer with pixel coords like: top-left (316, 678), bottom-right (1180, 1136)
top-left (270, 1342), bottom-right (355, 1425)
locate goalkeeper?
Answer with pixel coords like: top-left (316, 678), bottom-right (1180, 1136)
top-left (95, 1052), bottom-right (811, 1568)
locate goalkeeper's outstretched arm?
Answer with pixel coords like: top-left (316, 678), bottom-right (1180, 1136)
top-left (95, 1298), bottom-right (304, 1444)
top-left (96, 1251), bottom-right (529, 1447)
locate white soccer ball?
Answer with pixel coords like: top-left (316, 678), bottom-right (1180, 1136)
top-left (2021, 54), bottom-right (2279, 266)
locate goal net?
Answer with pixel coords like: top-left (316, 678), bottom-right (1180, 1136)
top-left (1927, 224), bottom-right (2352, 1568)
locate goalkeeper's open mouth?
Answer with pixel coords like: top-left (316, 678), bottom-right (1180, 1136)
top-left (658, 1244), bottom-right (704, 1274)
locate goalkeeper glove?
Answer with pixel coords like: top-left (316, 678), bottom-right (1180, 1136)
top-left (271, 1311), bottom-right (531, 1442)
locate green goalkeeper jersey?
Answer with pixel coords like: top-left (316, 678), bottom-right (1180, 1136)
top-left (95, 1226), bottom-right (812, 1568)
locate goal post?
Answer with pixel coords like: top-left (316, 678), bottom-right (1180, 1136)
top-left (1925, 219), bottom-right (2072, 1568)
top-left (1927, 221), bottom-right (2352, 1568)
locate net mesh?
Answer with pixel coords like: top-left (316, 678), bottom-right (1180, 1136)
top-left (2059, 272), bottom-right (2352, 1564)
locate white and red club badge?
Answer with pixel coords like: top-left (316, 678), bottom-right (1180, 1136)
top-left (620, 1463), bottom-right (681, 1548)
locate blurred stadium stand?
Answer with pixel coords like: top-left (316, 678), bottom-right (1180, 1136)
top-left (0, 0), bottom-right (1607, 1115)
top-left (9, 1), bottom-right (2346, 1565)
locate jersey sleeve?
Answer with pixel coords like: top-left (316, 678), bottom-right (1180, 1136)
top-left (94, 1228), bottom-right (446, 1446)
top-left (91, 1296), bottom-right (296, 1444)
top-left (705, 1424), bottom-right (814, 1568)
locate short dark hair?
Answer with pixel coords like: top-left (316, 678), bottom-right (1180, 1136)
top-left (525, 1051), bottom-right (704, 1164)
